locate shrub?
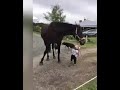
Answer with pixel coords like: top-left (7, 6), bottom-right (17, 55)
top-left (33, 25), bottom-right (41, 33)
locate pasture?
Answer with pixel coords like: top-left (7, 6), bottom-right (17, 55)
top-left (33, 33), bottom-right (97, 90)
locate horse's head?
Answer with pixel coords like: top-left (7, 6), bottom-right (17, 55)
top-left (74, 25), bottom-right (86, 45)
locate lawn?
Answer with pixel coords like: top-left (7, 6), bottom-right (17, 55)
top-left (78, 78), bottom-right (97, 90)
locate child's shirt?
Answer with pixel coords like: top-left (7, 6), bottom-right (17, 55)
top-left (71, 48), bottom-right (79, 58)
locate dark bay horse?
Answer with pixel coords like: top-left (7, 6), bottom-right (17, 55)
top-left (40, 22), bottom-right (85, 65)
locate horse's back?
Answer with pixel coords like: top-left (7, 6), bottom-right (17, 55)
top-left (48, 22), bottom-right (75, 32)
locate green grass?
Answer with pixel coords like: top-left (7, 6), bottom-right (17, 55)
top-left (62, 37), bottom-right (97, 48)
top-left (78, 78), bottom-right (97, 90)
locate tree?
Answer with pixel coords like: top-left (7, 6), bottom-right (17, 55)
top-left (43, 5), bottom-right (66, 22)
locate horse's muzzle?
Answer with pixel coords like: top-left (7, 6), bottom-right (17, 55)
top-left (79, 38), bottom-right (86, 45)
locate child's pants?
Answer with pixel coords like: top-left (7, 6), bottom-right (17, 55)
top-left (71, 55), bottom-right (76, 64)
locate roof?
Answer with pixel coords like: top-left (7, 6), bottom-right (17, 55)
top-left (80, 20), bottom-right (97, 27)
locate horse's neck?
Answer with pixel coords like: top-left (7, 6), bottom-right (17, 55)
top-left (62, 30), bottom-right (74, 36)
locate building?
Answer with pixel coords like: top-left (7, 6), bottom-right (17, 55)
top-left (79, 19), bottom-right (97, 31)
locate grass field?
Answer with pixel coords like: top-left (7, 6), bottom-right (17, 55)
top-left (78, 78), bottom-right (97, 90)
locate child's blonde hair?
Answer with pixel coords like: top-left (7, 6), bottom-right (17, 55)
top-left (75, 45), bottom-right (80, 49)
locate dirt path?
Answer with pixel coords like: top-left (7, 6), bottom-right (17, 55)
top-left (33, 33), bottom-right (97, 90)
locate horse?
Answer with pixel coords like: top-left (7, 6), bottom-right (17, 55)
top-left (40, 22), bottom-right (85, 65)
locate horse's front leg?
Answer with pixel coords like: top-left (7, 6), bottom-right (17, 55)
top-left (57, 44), bottom-right (61, 63)
top-left (52, 43), bottom-right (56, 59)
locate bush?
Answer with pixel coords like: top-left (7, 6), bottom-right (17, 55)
top-left (33, 25), bottom-right (41, 33)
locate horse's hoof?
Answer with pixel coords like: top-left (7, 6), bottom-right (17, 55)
top-left (58, 61), bottom-right (61, 63)
top-left (46, 58), bottom-right (50, 61)
top-left (39, 62), bottom-right (43, 65)
top-left (46, 58), bottom-right (49, 61)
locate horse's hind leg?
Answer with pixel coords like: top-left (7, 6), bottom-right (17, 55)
top-left (46, 53), bottom-right (49, 61)
top-left (57, 43), bottom-right (61, 63)
top-left (39, 46), bottom-right (49, 65)
top-left (39, 50), bottom-right (47, 65)
top-left (46, 45), bottom-right (51, 60)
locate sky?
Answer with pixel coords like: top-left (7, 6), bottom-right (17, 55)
top-left (33, 0), bottom-right (97, 24)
